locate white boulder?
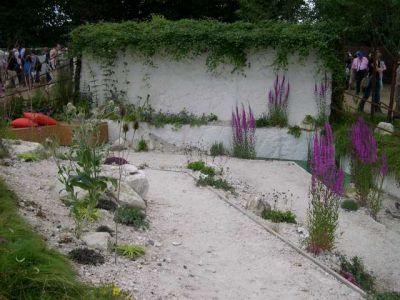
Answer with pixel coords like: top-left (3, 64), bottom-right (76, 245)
top-left (375, 122), bottom-right (394, 135)
top-left (125, 170), bottom-right (149, 198)
top-left (114, 181), bottom-right (146, 210)
top-left (4, 139), bottom-right (45, 156)
top-left (82, 232), bottom-right (111, 251)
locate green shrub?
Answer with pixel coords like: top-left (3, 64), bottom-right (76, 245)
top-left (210, 142), bottom-right (226, 156)
top-left (137, 138), bottom-right (148, 152)
top-left (256, 115), bottom-right (271, 127)
top-left (0, 179), bottom-right (119, 300)
top-left (262, 209), bottom-right (297, 223)
top-left (114, 206), bottom-right (149, 229)
top-left (187, 160), bottom-right (216, 176)
top-left (287, 125), bottom-right (302, 138)
top-left (115, 244), bottom-right (146, 260)
top-left (196, 175), bottom-right (234, 192)
top-left (339, 256), bottom-right (375, 292)
top-left (17, 151), bottom-right (43, 162)
top-left (266, 107), bottom-right (288, 128)
top-left (341, 199), bottom-right (359, 211)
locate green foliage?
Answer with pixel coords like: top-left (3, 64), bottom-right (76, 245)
top-left (187, 160), bottom-right (216, 176)
top-left (372, 292), bottom-right (400, 300)
top-left (114, 206), bottom-right (149, 229)
top-left (341, 199), bottom-right (359, 211)
top-left (17, 151), bottom-right (43, 162)
top-left (115, 244), bottom-right (146, 260)
top-left (376, 134), bottom-right (400, 182)
top-left (266, 107), bottom-right (288, 128)
top-left (137, 138), bottom-right (148, 152)
top-left (307, 181), bottom-right (339, 253)
top-left (210, 142), bottom-right (226, 156)
top-left (262, 209), bottom-right (297, 223)
top-left (70, 18), bottom-right (340, 72)
top-left (196, 175), bottom-right (234, 192)
top-left (256, 115), bottom-right (271, 127)
top-left (0, 179), bottom-right (119, 300)
top-left (148, 109), bottom-right (217, 129)
top-left (287, 125), bottom-right (302, 138)
top-left (340, 256), bottom-right (375, 292)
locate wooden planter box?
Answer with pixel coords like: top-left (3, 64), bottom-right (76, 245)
top-left (9, 122), bottom-right (108, 146)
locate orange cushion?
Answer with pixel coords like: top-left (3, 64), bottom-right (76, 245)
top-left (11, 118), bottom-right (38, 128)
top-left (23, 112), bottom-right (57, 126)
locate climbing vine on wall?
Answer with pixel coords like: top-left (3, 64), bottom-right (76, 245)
top-left (70, 16), bottom-right (342, 74)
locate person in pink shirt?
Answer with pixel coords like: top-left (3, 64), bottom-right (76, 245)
top-left (351, 51), bottom-right (369, 95)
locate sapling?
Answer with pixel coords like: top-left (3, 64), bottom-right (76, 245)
top-left (308, 123), bottom-right (344, 253)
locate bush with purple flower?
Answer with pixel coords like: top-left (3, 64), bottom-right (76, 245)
top-left (307, 123), bottom-right (344, 253)
top-left (314, 74), bottom-right (330, 126)
top-left (266, 74), bottom-right (290, 127)
top-left (350, 117), bottom-right (388, 219)
top-left (231, 104), bottom-right (256, 159)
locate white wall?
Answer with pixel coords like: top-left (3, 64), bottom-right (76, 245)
top-left (81, 51), bottom-right (330, 125)
top-left (108, 121), bottom-right (312, 161)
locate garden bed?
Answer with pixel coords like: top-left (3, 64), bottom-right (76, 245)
top-left (9, 122), bottom-right (108, 146)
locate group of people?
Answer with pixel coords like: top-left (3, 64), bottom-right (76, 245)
top-left (0, 44), bottom-right (62, 96)
top-left (345, 50), bottom-right (387, 113)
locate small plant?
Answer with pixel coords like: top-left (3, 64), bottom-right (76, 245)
top-left (288, 125), bottom-right (302, 138)
top-left (255, 114), bottom-right (271, 127)
top-left (16, 151), bottom-right (43, 162)
top-left (339, 256), bottom-right (375, 292)
top-left (114, 206), bottom-right (149, 229)
top-left (196, 175), bottom-right (234, 192)
top-left (341, 199), bottom-right (359, 211)
top-left (210, 142), bottom-right (226, 156)
top-left (262, 209), bottom-right (296, 223)
top-left (231, 104), bottom-right (256, 159)
top-left (187, 160), bottom-right (216, 176)
top-left (307, 123), bottom-right (344, 253)
top-left (137, 138), bottom-right (148, 152)
top-left (104, 156), bottom-right (128, 165)
top-left (115, 244), bottom-right (146, 260)
top-left (96, 283), bottom-right (134, 300)
top-left (96, 225), bottom-right (114, 235)
top-left (266, 74), bottom-right (289, 127)
top-left (68, 248), bottom-right (105, 265)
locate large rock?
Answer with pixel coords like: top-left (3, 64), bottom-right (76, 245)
top-left (4, 139), bottom-right (45, 156)
top-left (82, 232), bottom-right (111, 251)
top-left (114, 181), bottom-right (146, 209)
top-left (246, 195), bottom-right (271, 216)
top-left (125, 170), bottom-right (149, 198)
top-left (375, 122), bottom-right (394, 135)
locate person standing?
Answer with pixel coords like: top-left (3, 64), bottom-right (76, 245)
top-left (358, 51), bottom-right (386, 113)
top-left (395, 59), bottom-right (400, 118)
top-left (351, 51), bottom-right (369, 95)
top-left (23, 50), bottom-right (33, 90)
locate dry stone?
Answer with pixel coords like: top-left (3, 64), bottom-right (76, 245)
top-left (115, 181), bottom-right (146, 209)
top-left (82, 232), bottom-right (111, 251)
top-left (375, 122), bottom-right (394, 135)
top-left (125, 170), bottom-right (149, 198)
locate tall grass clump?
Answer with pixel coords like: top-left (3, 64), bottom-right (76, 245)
top-left (0, 180), bottom-right (123, 300)
top-left (231, 104), bottom-right (256, 159)
top-left (350, 118), bottom-right (388, 219)
top-left (266, 74), bottom-right (289, 127)
top-left (307, 123), bottom-right (344, 254)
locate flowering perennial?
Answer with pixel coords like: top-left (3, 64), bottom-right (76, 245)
top-left (231, 104), bottom-right (256, 159)
top-left (268, 74), bottom-right (290, 112)
top-left (351, 118), bottom-right (377, 164)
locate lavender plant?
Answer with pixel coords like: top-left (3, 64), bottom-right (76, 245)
top-left (266, 74), bottom-right (290, 127)
top-left (308, 123), bottom-right (344, 253)
top-left (314, 75), bottom-right (329, 126)
top-left (350, 118), bottom-right (378, 206)
top-left (231, 104), bottom-right (256, 159)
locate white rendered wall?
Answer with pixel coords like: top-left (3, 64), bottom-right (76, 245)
top-left (81, 51), bottom-right (330, 125)
top-left (107, 121), bottom-right (312, 161)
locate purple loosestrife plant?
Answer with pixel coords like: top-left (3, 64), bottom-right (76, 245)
top-left (266, 74), bottom-right (290, 127)
top-left (314, 74), bottom-right (330, 126)
top-left (308, 123), bottom-right (344, 253)
top-left (350, 118), bottom-right (377, 205)
top-left (231, 104), bottom-right (256, 159)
